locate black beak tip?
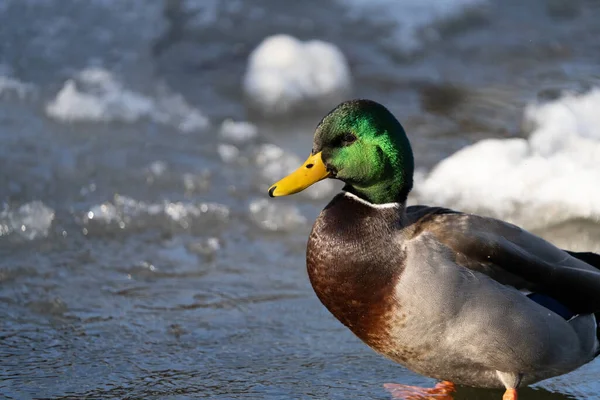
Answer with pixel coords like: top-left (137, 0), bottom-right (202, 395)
top-left (268, 186), bottom-right (276, 198)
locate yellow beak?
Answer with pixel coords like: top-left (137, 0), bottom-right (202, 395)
top-left (268, 151), bottom-right (330, 197)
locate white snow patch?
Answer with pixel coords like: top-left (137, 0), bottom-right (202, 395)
top-left (416, 88), bottom-right (600, 229)
top-left (243, 34), bottom-right (351, 115)
top-left (46, 67), bottom-right (209, 131)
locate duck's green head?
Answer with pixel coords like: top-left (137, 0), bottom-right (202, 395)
top-left (268, 99), bottom-right (414, 204)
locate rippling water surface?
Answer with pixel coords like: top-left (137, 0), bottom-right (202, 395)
top-left (1, 0), bottom-right (600, 399)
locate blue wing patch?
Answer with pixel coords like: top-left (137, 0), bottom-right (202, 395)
top-left (527, 293), bottom-right (576, 320)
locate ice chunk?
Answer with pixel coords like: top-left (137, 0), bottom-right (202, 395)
top-left (81, 195), bottom-right (229, 235)
top-left (248, 199), bottom-right (307, 232)
top-left (0, 201), bottom-right (55, 240)
top-left (243, 34), bottom-right (351, 115)
top-left (219, 119), bottom-right (258, 143)
top-left (46, 67), bottom-right (209, 131)
top-left (46, 68), bottom-right (154, 123)
top-left (416, 88), bottom-right (600, 229)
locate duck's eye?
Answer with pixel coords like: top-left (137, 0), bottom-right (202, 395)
top-left (342, 132), bottom-right (357, 145)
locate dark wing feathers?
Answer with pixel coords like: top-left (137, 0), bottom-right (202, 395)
top-left (565, 251), bottom-right (600, 271)
top-left (411, 208), bottom-right (600, 315)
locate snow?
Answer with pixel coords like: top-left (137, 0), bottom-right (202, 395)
top-left (243, 34), bottom-right (351, 115)
top-left (416, 88), bottom-right (600, 228)
top-left (46, 67), bottom-right (209, 132)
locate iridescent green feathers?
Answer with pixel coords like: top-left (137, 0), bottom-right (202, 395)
top-left (313, 100), bottom-right (414, 204)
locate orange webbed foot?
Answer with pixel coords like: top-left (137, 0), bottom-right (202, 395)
top-left (502, 388), bottom-right (518, 400)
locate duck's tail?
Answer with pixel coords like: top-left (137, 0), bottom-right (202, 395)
top-left (564, 250), bottom-right (600, 356)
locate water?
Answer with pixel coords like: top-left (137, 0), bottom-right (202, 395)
top-left (1, 0), bottom-right (600, 399)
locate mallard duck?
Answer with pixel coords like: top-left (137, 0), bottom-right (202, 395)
top-left (268, 99), bottom-right (600, 400)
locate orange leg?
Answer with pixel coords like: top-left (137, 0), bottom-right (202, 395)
top-left (384, 380), bottom-right (456, 399)
top-left (502, 389), bottom-right (517, 400)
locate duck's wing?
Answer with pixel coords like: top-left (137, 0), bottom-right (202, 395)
top-left (408, 207), bottom-right (600, 314)
top-left (565, 251), bottom-right (600, 271)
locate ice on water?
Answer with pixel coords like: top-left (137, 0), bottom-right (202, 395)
top-left (243, 34), bottom-right (351, 115)
top-left (219, 119), bottom-right (258, 143)
top-left (217, 144), bottom-right (240, 164)
top-left (416, 88), bottom-right (600, 229)
top-left (248, 199), bottom-right (307, 232)
top-left (0, 201), bottom-right (55, 240)
top-left (46, 67), bottom-right (209, 132)
top-left (81, 195), bottom-right (229, 235)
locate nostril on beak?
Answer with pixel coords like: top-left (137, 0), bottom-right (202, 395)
top-left (305, 164), bottom-right (314, 169)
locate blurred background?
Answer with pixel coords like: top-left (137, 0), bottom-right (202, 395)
top-left (1, 0), bottom-right (599, 399)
